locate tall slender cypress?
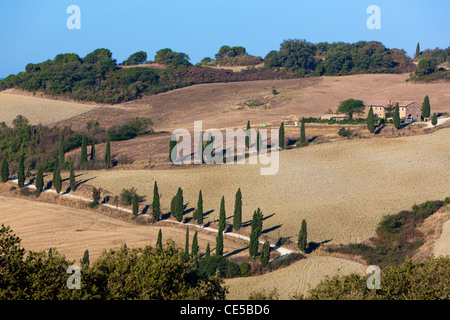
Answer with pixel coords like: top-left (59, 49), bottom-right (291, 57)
top-left (415, 42), bottom-right (420, 60)
top-left (80, 134), bottom-right (88, 164)
top-left (69, 161), bottom-right (76, 192)
top-left (1, 158), bottom-right (9, 183)
top-left (35, 167), bottom-right (44, 195)
top-left (58, 133), bottom-right (65, 165)
top-left (249, 208), bottom-right (263, 257)
top-left (233, 188), bottom-right (242, 231)
top-left (169, 134), bottom-right (177, 163)
top-left (90, 139), bottom-right (96, 161)
top-left (195, 190), bottom-right (204, 224)
top-left (299, 118), bottom-right (308, 146)
top-left (367, 106), bottom-right (375, 133)
top-left (279, 122), bottom-right (285, 149)
top-left (104, 140), bottom-right (111, 168)
top-left (245, 120), bottom-right (251, 149)
top-left (54, 164), bottom-right (61, 194)
top-left (152, 181), bottom-right (161, 222)
top-left (205, 242), bottom-right (211, 259)
top-left (298, 219), bottom-right (308, 251)
top-left (132, 193), bottom-right (139, 216)
top-left (156, 229), bottom-right (163, 250)
top-left (17, 154), bottom-right (25, 188)
top-left (215, 232), bottom-right (223, 256)
top-left (422, 95), bottom-right (431, 119)
top-left (191, 231), bottom-right (199, 256)
top-left (393, 103), bottom-right (401, 130)
top-left (218, 196), bottom-right (226, 233)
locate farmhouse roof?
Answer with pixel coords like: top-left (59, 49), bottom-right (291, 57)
top-left (369, 101), bottom-right (415, 107)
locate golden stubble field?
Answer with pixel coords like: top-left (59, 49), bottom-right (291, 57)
top-left (76, 127), bottom-right (450, 247)
top-left (0, 90), bottom-right (99, 126)
top-left (0, 196), bottom-right (248, 263)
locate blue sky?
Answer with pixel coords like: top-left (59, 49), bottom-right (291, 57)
top-left (0, 0), bottom-right (449, 78)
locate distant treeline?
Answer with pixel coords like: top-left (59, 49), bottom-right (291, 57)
top-left (0, 40), bottom-right (431, 104)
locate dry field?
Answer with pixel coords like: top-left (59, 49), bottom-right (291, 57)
top-left (75, 127), bottom-right (450, 247)
top-left (56, 73), bottom-right (450, 133)
top-left (0, 90), bottom-right (99, 126)
top-left (0, 195), bottom-right (248, 263)
top-left (225, 255), bottom-right (366, 300)
top-left (433, 207), bottom-right (450, 258)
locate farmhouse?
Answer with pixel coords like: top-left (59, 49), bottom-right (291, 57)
top-left (368, 100), bottom-right (421, 120)
top-left (319, 114), bottom-right (349, 121)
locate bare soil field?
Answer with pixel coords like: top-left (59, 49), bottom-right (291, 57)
top-left (0, 90), bottom-right (99, 126)
top-left (75, 127), bottom-right (450, 247)
top-left (56, 73), bottom-right (450, 133)
top-left (225, 255), bottom-right (366, 300)
top-left (0, 195), bottom-right (248, 263)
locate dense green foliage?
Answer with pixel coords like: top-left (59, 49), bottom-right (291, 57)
top-left (265, 40), bottom-right (414, 76)
top-left (421, 95), bottom-right (431, 119)
top-left (393, 103), bottom-right (400, 129)
top-left (107, 117), bottom-right (153, 141)
top-left (337, 98), bottom-right (365, 120)
top-left (1, 157), bottom-right (8, 182)
top-left (366, 106), bottom-right (375, 133)
top-left (171, 187), bottom-right (184, 222)
top-left (249, 208), bottom-right (263, 257)
top-left (122, 51), bottom-right (147, 66)
top-left (0, 225), bottom-right (227, 300)
top-left (303, 256), bottom-right (450, 300)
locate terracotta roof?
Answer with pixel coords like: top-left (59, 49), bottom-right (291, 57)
top-left (369, 101), bottom-right (415, 107)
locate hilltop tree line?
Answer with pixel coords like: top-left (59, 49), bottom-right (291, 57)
top-left (0, 40), bottom-right (422, 104)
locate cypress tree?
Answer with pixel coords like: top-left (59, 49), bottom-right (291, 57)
top-left (431, 113), bottom-right (438, 126)
top-left (415, 42), bottom-right (420, 60)
top-left (69, 161), bottom-right (76, 192)
top-left (54, 164), bottom-right (61, 194)
top-left (233, 188), bottom-right (242, 231)
top-left (173, 187), bottom-right (184, 222)
top-left (80, 134), bottom-right (88, 164)
top-left (58, 133), bottom-right (65, 165)
top-left (249, 228), bottom-right (259, 258)
top-left (204, 132), bottom-right (214, 163)
top-left (245, 120), bottom-right (251, 149)
top-left (205, 242), bottom-right (211, 259)
top-left (152, 181), bottom-right (161, 222)
top-left (35, 167), bottom-right (44, 195)
top-left (249, 208), bottom-right (263, 257)
top-left (298, 219), bottom-right (308, 251)
top-left (1, 158), bottom-right (9, 183)
top-left (104, 140), bottom-right (111, 168)
top-left (132, 193), bottom-right (139, 216)
top-left (299, 118), bottom-right (308, 146)
top-left (260, 241), bottom-right (271, 267)
top-left (191, 231), bottom-right (199, 256)
top-left (215, 232), bottom-right (223, 256)
top-left (422, 95), bottom-right (431, 119)
top-left (195, 190), bottom-right (204, 224)
top-left (198, 130), bottom-right (203, 164)
top-left (393, 103), bottom-right (401, 130)
top-left (185, 228), bottom-right (189, 255)
top-left (17, 154), bottom-right (25, 188)
top-left (218, 196), bottom-right (226, 233)
top-left (80, 249), bottom-right (90, 268)
top-left (169, 134), bottom-right (177, 163)
top-left (279, 122), bottom-right (285, 148)
top-left (256, 131), bottom-right (261, 152)
top-left (156, 229), bottom-right (163, 250)
top-left (367, 106), bottom-right (375, 133)
top-left (90, 139), bottom-right (96, 161)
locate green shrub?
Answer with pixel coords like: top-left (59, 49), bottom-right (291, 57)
top-left (120, 187), bottom-right (140, 205)
top-left (198, 255), bottom-right (241, 278)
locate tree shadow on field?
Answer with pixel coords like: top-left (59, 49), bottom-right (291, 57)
top-left (224, 246), bottom-right (249, 258)
top-left (261, 224), bottom-right (282, 235)
top-left (305, 239), bottom-right (332, 254)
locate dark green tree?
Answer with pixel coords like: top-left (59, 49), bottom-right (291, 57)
top-left (169, 134), bottom-right (177, 163)
top-left (1, 158), bottom-right (9, 183)
top-left (279, 122), bottom-right (285, 148)
top-left (80, 249), bottom-right (90, 268)
top-left (132, 193), bottom-right (139, 216)
top-left (415, 59), bottom-right (435, 76)
top-left (393, 103), bottom-right (401, 130)
top-left (17, 154), bottom-right (25, 188)
top-left (53, 165), bottom-right (62, 194)
top-left (337, 98), bottom-right (365, 120)
top-left (191, 231), bottom-right (199, 256)
top-left (69, 161), bottom-right (76, 192)
top-left (156, 229), bottom-right (163, 250)
top-left (245, 120), bottom-right (251, 149)
top-left (218, 196), bottom-right (226, 233)
top-left (152, 181), bottom-right (161, 222)
top-left (172, 187), bottom-right (184, 222)
top-left (260, 241), bottom-right (271, 267)
top-left (367, 106), bottom-right (375, 133)
top-left (35, 167), bottom-right (44, 195)
top-left (256, 131), bottom-right (261, 152)
top-left (215, 232), bottom-right (223, 256)
top-left (298, 219), bottom-right (308, 251)
top-left (80, 134), bottom-right (88, 165)
top-left (185, 228), bottom-right (189, 255)
top-left (415, 43), bottom-right (420, 60)
top-left (195, 190), bottom-right (204, 224)
top-left (205, 242), bottom-right (211, 259)
top-left (249, 208), bottom-right (263, 257)
top-left (90, 139), bottom-right (95, 161)
top-left (104, 140), bottom-right (112, 168)
top-left (123, 51), bottom-right (147, 65)
top-left (422, 95), bottom-right (431, 119)
top-left (92, 187), bottom-right (101, 206)
top-left (299, 118), bottom-right (308, 146)
top-left (233, 188), bottom-right (242, 231)
top-left (431, 113), bottom-right (438, 126)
